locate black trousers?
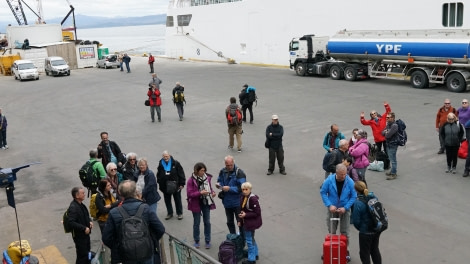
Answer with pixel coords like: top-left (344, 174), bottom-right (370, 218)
top-left (445, 145), bottom-right (459, 168)
top-left (73, 235), bottom-right (90, 264)
top-left (359, 232), bottom-right (382, 264)
top-left (268, 147), bottom-right (285, 172)
top-left (163, 190), bottom-right (183, 215)
top-left (224, 207), bottom-right (244, 240)
top-left (242, 103), bottom-right (253, 122)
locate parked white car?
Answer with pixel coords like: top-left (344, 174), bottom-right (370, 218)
top-left (11, 60), bottom-right (39, 81)
top-left (45, 56), bottom-right (70, 76)
top-left (96, 54), bottom-right (120, 69)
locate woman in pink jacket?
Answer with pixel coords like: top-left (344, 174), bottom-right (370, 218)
top-left (186, 162), bottom-right (216, 249)
top-left (348, 130), bottom-right (370, 183)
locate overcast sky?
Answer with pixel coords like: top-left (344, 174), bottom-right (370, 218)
top-left (0, 0), bottom-right (168, 22)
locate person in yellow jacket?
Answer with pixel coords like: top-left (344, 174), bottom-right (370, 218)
top-left (95, 179), bottom-right (119, 232)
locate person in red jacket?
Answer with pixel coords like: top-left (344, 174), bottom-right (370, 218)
top-left (147, 84), bottom-right (162, 122)
top-left (360, 102), bottom-right (391, 153)
top-left (148, 53), bottom-right (155, 73)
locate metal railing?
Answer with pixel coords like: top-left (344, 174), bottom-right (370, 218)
top-left (161, 232), bottom-right (221, 264)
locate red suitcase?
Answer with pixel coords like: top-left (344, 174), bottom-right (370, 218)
top-left (323, 218), bottom-right (347, 264)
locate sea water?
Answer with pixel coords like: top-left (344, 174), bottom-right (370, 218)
top-left (77, 24), bottom-right (165, 56)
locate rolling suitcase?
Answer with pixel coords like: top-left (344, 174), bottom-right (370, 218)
top-left (323, 218), bottom-right (347, 264)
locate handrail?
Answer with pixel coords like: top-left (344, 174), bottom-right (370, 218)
top-left (163, 231), bottom-right (221, 264)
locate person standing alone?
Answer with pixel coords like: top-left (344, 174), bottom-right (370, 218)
top-left (226, 97), bottom-right (243, 152)
top-left (265, 114), bottom-right (286, 175)
top-left (148, 53), bottom-right (155, 73)
top-left (172, 82), bottom-right (186, 121)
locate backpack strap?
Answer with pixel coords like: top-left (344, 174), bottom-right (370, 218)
top-left (118, 205), bottom-right (130, 219)
top-left (135, 203), bottom-right (146, 218)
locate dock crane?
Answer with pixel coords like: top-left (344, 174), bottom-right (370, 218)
top-left (60, 0), bottom-right (77, 40)
top-left (5, 0), bottom-right (44, 25)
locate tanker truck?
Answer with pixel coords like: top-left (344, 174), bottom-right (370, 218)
top-left (289, 29), bottom-right (470, 93)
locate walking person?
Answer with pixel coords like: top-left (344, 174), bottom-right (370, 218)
top-left (67, 187), bottom-right (93, 264)
top-left (157, 150), bottom-right (186, 220)
top-left (186, 162), bottom-right (217, 249)
top-left (217, 155), bottom-right (247, 237)
top-left (148, 53), bottom-right (155, 73)
top-left (436, 99), bottom-right (458, 154)
top-left (122, 53), bottom-right (131, 73)
top-left (102, 180), bottom-right (165, 264)
top-left (352, 181), bottom-right (382, 264)
top-left (239, 84), bottom-right (256, 124)
top-left (226, 97), bottom-right (243, 152)
top-left (0, 108), bottom-right (8, 149)
top-left (440, 113), bottom-right (464, 174)
top-left (265, 114), bottom-right (286, 175)
top-left (172, 82), bottom-right (186, 121)
top-left (360, 102), bottom-right (391, 153)
top-left (148, 84), bottom-right (162, 122)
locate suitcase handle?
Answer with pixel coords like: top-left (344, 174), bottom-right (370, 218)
top-left (329, 217), bottom-right (341, 263)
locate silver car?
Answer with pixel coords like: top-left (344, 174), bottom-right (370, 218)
top-left (96, 54), bottom-right (120, 69)
top-left (11, 60), bottom-right (39, 81)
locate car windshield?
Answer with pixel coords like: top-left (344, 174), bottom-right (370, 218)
top-left (51, 60), bottom-right (66, 66)
top-left (18, 63), bottom-right (35, 70)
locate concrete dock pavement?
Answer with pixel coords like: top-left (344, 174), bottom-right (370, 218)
top-left (0, 56), bottom-right (469, 263)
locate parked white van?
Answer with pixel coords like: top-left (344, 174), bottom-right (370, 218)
top-left (45, 56), bottom-right (70, 76)
top-left (11, 60), bottom-right (39, 81)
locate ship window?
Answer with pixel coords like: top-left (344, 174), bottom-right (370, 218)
top-left (442, 2), bottom-right (464, 27)
top-left (177, 14), bottom-right (192, 26)
top-left (166, 16), bottom-right (174, 27)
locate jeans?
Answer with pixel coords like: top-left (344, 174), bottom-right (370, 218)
top-left (242, 103), bottom-right (253, 122)
top-left (175, 103), bottom-right (184, 119)
top-left (192, 204), bottom-right (211, 242)
top-left (326, 210), bottom-right (350, 246)
top-left (244, 230), bottom-right (258, 262)
top-left (359, 232), bottom-right (382, 264)
top-left (0, 129), bottom-right (6, 147)
top-left (224, 207), bottom-right (244, 239)
top-left (149, 63), bottom-right (154, 73)
top-left (268, 147), bottom-right (285, 172)
top-left (386, 143), bottom-right (398, 174)
top-left (119, 62), bottom-right (123, 71)
top-left (163, 190), bottom-right (183, 215)
top-left (125, 62), bottom-right (130, 72)
top-left (356, 167), bottom-right (367, 182)
top-left (150, 106), bottom-right (161, 122)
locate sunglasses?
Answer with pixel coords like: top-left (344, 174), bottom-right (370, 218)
top-left (463, 102), bottom-right (468, 104)
top-left (110, 168), bottom-right (117, 171)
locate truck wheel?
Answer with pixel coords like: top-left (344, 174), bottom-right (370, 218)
top-left (410, 71), bottom-right (428, 89)
top-left (344, 67), bottom-right (357, 81)
top-left (330, 65), bottom-right (342, 80)
top-left (447, 73), bottom-right (467, 93)
top-left (295, 63), bottom-right (306, 76)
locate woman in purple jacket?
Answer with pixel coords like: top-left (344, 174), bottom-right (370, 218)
top-left (186, 162), bottom-right (216, 249)
top-left (238, 182), bottom-right (262, 264)
top-left (348, 130), bottom-right (370, 183)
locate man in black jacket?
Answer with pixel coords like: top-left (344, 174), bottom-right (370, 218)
top-left (68, 187), bottom-right (93, 264)
top-left (102, 180), bottom-right (165, 264)
top-left (97, 132), bottom-right (125, 168)
top-left (266, 115), bottom-right (286, 175)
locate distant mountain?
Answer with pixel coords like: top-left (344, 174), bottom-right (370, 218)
top-left (0, 14), bottom-right (166, 32)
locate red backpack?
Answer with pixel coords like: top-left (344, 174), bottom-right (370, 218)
top-left (227, 106), bottom-right (242, 125)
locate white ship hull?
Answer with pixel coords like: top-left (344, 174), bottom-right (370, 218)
top-left (165, 0), bottom-right (470, 66)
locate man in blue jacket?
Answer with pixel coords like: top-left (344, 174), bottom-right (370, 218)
top-left (320, 163), bottom-right (357, 260)
top-left (217, 155), bottom-right (247, 237)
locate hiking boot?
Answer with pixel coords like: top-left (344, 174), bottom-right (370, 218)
top-left (280, 171), bottom-right (287, 175)
top-left (165, 214), bottom-right (173, 220)
top-left (4, 145), bottom-right (8, 149)
top-left (445, 167), bottom-right (451, 173)
top-left (386, 174), bottom-right (397, 180)
top-left (266, 171), bottom-right (273, 175)
top-left (463, 171), bottom-right (469, 177)
top-left (237, 149), bottom-right (242, 153)
top-left (437, 149), bottom-right (445, 154)
top-left (452, 167), bottom-right (457, 174)
top-left (385, 171), bottom-right (392, 176)
top-left (177, 215), bottom-right (183, 220)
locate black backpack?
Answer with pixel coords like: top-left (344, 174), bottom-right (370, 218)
top-left (360, 196), bottom-right (388, 233)
top-left (395, 119), bottom-right (407, 146)
top-left (218, 240), bottom-right (237, 264)
top-left (118, 204), bottom-right (154, 262)
top-left (78, 160), bottom-right (99, 191)
top-left (247, 87), bottom-right (257, 105)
